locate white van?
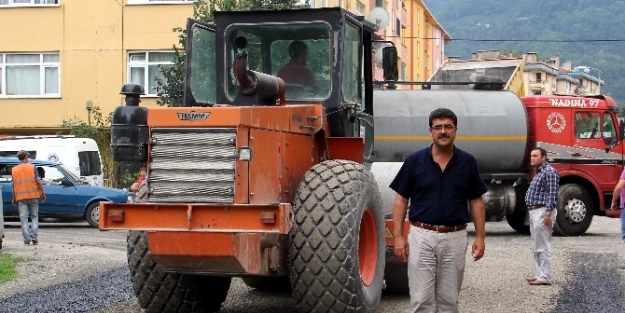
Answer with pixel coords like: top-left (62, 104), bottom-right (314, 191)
top-left (0, 135), bottom-right (104, 186)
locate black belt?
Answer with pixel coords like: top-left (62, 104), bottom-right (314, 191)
top-left (527, 205), bottom-right (543, 211)
top-left (411, 221), bottom-right (467, 233)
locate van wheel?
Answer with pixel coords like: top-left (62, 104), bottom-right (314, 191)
top-left (85, 202), bottom-right (100, 228)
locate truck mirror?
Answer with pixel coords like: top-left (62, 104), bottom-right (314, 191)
top-left (382, 46), bottom-right (398, 81)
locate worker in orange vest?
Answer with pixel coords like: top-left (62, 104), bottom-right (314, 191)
top-left (12, 150), bottom-right (46, 246)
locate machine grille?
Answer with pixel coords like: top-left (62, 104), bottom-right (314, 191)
top-left (149, 128), bottom-right (237, 203)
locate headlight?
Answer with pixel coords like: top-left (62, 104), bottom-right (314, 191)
top-left (238, 147), bottom-right (252, 161)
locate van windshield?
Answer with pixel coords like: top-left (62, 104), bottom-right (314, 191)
top-left (78, 151), bottom-right (102, 176)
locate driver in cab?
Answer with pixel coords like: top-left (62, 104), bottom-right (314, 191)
top-left (277, 40), bottom-right (320, 92)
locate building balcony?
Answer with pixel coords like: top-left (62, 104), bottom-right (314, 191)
top-left (529, 80), bottom-right (546, 90)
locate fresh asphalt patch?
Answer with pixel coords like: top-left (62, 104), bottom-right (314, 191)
top-left (549, 252), bottom-right (625, 313)
top-left (0, 266), bottom-right (134, 313)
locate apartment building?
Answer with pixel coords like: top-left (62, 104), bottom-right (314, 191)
top-left (0, 0), bottom-right (196, 134)
top-left (524, 52), bottom-right (604, 96)
top-left (0, 0), bottom-right (448, 135)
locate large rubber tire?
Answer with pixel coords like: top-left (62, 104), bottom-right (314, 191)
top-left (290, 160), bottom-right (385, 313)
top-left (85, 202), bottom-right (100, 228)
top-left (127, 231), bottom-right (231, 313)
top-left (241, 277), bottom-right (291, 292)
top-left (553, 184), bottom-right (593, 236)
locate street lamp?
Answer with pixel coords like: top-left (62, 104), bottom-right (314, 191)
top-left (573, 66), bottom-right (603, 95)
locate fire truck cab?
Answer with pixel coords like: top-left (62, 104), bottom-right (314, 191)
top-left (524, 95), bottom-right (623, 234)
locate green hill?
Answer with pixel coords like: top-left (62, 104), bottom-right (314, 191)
top-left (423, 0), bottom-right (625, 103)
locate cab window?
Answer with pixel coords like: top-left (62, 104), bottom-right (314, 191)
top-left (574, 112), bottom-right (601, 139)
top-left (225, 23), bottom-right (331, 102)
top-left (602, 112), bottom-right (617, 145)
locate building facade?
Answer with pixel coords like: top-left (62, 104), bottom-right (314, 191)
top-left (0, 0), bottom-right (195, 134)
top-left (523, 52), bottom-right (603, 96)
top-left (0, 0), bottom-right (448, 135)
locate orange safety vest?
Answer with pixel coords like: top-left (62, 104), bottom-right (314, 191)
top-left (12, 163), bottom-right (41, 201)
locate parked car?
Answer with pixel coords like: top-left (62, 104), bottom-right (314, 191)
top-left (0, 157), bottom-right (129, 227)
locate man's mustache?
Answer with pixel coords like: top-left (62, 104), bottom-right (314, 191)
top-left (438, 134), bottom-right (450, 139)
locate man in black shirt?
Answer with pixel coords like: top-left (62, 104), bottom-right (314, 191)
top-left (390, 108), bottom-right (487, 313)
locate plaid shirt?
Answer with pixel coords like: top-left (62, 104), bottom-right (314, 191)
top-left (525, 163), bottom-right (560, 210)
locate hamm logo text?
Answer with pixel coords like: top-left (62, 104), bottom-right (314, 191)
top-left (177, 112), bottom-right (210, 121)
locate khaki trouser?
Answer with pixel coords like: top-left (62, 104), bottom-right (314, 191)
top-left (408, 225), bottom-right (468, 313)
top-left (529, 207), bottom-right (556, 284)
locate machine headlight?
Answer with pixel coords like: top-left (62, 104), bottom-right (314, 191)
top-left (238, 147), bottom-right (252, 161)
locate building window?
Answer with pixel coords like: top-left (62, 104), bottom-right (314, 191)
top-left (356, 1), bottom-right (364, 15)
top-left (396, 18), bottom-right (401, 36)
top-left (375, 0), bottom-right (382, 6)
top-left (401, 62), bottom-right (407, 81)
top-left (435, 29), bottom-right (441, 47)
top-left (0, 0), bottom-right (58, 5)
top-left (128, 51), bottom-right (175, 95)
top-left (416, 41), bottom-right (420, 59)
top-left (0, 53), bottom-right (60, 96)
top-left (400, 26), bottom-right (407, 45)
top-left (417, 9), bottom-right (421, 25)
top-left (126, 0), bottom-right (194, 4)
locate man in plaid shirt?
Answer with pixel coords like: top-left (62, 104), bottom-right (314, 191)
top-left (524, 147), bottom-right (559, 285)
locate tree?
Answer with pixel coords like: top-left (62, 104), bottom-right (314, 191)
top-left (63, 107), bottom-right (141, 188)
top-left (62, 107), bottom-right (116, 186)
top-left (155, 0), bottom-right (304, 107)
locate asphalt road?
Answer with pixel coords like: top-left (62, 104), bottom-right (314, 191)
top-left (1, 216), bottom-right (624, 313)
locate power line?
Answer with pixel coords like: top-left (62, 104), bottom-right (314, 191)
top-left (385, 36), bottom-right (625, 42)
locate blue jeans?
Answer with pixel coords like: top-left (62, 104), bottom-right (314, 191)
top-left (621, 209), bottom-right (625, 243)
top-left (18, 199), bottom-right (39, 243)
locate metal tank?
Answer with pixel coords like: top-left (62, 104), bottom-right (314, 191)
top-left (372, 89), bottom-right (528, 174)
top-left (371, 90), bottom-right (529, 219)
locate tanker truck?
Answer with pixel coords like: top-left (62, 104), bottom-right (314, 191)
top-left (371, 89), bottom-right (623, 238)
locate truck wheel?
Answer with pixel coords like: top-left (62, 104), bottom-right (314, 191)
top-left (506, 209), bottom-right (529, 233)
top-left (127, 231), bottom-right (231, 313)
top-left (506, 184), bottom-right (529, 233)
top-left (290, 160), bottom-right (385, 313)
top-left (241, 277), bottom-right (291, 291)
top-left (553, 184), bottom-right (593, 236)
top-left (85, 202), bottom-right (100, 228)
